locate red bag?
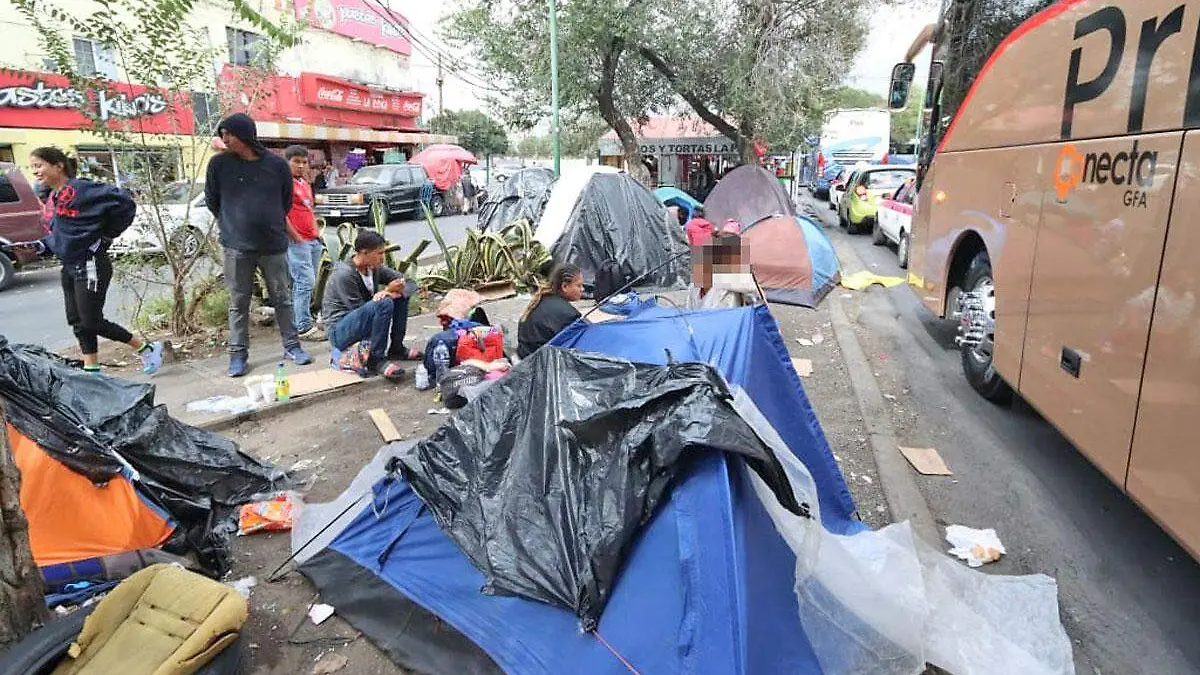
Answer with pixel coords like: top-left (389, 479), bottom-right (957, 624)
top-left (455, 326), bottom-right (504, 363)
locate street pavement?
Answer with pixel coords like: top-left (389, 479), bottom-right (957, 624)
top-left (0, 213), bottom-right (476, 350)
top-left (800, 194), bottom-right (1200, 675)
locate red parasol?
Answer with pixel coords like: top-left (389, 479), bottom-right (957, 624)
top-left (410, 144), bottom-right (478, 190)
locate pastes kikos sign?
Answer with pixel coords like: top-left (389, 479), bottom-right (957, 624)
top-left (0, 72), bottom-right (191, 134)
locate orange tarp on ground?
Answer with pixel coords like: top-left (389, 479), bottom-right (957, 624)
top-left (7, 424), bottom-right (174, 566)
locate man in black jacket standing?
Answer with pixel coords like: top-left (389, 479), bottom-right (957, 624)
top-left (206, 113), bottom-right (312, 377)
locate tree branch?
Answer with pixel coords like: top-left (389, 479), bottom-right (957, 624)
top-left (637, 46), bottom-right (749, 154)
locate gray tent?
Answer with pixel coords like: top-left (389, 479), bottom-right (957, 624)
top-left (704, 165), bottom-right (795, 227)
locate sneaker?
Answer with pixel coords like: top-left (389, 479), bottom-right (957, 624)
top-left (285, 347), bottom-right (313, 366)
top-left (373, 360), bottom-right (406, 381)
top-left (139, 341), bottom-right (164, 375)
top-left (228, 356), bottom-right (249, 378)
top-left (299, 325), bottom-right (327, 342)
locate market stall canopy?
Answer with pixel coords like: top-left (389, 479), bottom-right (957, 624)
top-left (410, 144), bottom-right (478, 191)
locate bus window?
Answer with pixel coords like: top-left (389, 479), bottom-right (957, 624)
top-left (931, 0), bottom-right (1057, 149)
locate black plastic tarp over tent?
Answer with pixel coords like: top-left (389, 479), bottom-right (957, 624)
top-left (534, 170), bottom-right (689, 297)
top-left (0, 337), bottom-right (287, 575)
top-left (476, 167), bottom-right (554, 231)
top-left (394, 346), bottom-right (808, 629)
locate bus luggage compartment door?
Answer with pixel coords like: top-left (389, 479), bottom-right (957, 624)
top-left (1128, 131), bottom-right (1200, 559)
top-left (1018, 132), bottom-right (1182, 486)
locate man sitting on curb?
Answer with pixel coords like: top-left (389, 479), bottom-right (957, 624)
top-left (322, 230), bottom-right (423, 380)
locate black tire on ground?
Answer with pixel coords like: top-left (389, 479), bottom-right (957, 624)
top-left (898, 230), bottom-right (911, 269)
top-left (960, 253), bottom-right (1014, 404)
top-left (849, 216), bottom-right (869, 235)
top-left (430, 194), bottom-right (446, 218)
top-left (838, 208), bottom-right (848, 228)
top-left (871, 219), bottom-right (887, 245)
top-left (0, 254), bottom-right (15, 292)
top-left (173, 226), bottom-right (204, 259)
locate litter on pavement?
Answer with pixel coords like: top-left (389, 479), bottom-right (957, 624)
top-left (900, 446), bottom-right (954, 475)
top-left (840, 269), bottom-right (906, 291)
top-left (238, 493), bottom-right (298, 535)
top-left (308, 603), bottom-right (336, 625)
top-left (367, 408), bottom-right (402, 442)
top-left (946, 525), bottom-right (1007, 567)
top-left (791, 357), bottom-right (813, 377)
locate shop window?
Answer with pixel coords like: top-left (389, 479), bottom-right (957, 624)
top-left (0, 175), bottom-right (19, 203)
top-left (191, 92), bottom-right (220, 134)
top-left (73, 37), bottom-right (119, 80)
top-left (226, 27), bottom-right (262, 66)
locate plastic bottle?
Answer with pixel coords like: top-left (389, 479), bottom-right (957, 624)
top-left (275, 361), bottom-right (290, 402)
top-left (432, 342), bottom-right (451, 383)
top-left (414, 363), bottom-right (431, 390)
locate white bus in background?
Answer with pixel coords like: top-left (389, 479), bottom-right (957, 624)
top-left (811, 108), bottom-right (892, 183)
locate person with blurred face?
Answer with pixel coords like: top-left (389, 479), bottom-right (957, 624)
top-left (284, 145), bottom-right (324, 341)
top-left (322, 230), bottom-right (421, 380)
top-left (517, 263), bottom-right (584, 358)
top-left (206, 113), bottom-right (311, 377)
top-left (24, 147), bottom-right (164, 374)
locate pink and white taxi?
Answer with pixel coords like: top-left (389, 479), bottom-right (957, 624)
top-left (871, 176), bottom-right (917, 269)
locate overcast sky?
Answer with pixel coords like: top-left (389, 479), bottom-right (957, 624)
top-left (399, 1), bottom-right (941, 119)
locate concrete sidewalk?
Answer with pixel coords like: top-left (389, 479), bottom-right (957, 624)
top-left (115, 296), bottom-right (533, 429)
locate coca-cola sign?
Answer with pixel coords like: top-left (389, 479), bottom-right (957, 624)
top-left (0, 71), bottom-right (191, 134)
top-left (299, 73), bottom-right (422, 120)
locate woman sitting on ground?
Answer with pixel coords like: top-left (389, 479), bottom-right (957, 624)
top-left (517, 263), bottom-right (584, 359)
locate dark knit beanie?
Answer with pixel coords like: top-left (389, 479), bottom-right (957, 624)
top-left (216, 113), bottom-right (258, 145)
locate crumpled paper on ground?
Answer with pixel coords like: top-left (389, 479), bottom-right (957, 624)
top-left (946, 525), bottom-right (1006, 567)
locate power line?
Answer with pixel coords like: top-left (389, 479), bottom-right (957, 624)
top-left (361, 0), bottom-right (507, 94)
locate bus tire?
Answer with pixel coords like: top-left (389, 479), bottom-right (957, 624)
top-left (960, 254), bottom-right (1013, 404)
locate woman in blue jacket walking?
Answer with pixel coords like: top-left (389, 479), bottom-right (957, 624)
top-left (21, 147), bottom-right (163, 374)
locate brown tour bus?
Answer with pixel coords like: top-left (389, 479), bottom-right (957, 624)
top-left (891, 0), bottom-right (1200, 559)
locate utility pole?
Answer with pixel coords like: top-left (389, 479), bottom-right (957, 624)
top-left (436, 53), bottom-right (445, 118)
top-left (548, 0), bottom-right (561, 177)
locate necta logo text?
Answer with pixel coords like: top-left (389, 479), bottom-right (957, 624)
top-left (1054, 141), bottom-right (1156, 207)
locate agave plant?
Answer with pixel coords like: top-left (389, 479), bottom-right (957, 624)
top-left (420, 210), bottom-right (551, 293)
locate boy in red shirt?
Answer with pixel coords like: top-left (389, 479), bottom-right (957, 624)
top-left (284, 146), bottom-right (325, 340)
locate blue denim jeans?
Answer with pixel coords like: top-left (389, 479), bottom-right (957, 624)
top-left (328, 296), bottom-right (409, 366)
top-left (287, 238), bottom-right (323, 332)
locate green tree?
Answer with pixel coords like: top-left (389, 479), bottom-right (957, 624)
top-left (429, 109), bottom-right (510, 158)
top-left (445, 0), bottom-right (670, 183)
top-left (636, 0), bottom-right (878, 160)
top-left (828, 86), bottom-right (886, 110)
top-left (890, 85), bottom-right (924, 146)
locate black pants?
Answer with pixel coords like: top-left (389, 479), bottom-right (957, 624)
top-left (61, 253), bottom-right (133, 354)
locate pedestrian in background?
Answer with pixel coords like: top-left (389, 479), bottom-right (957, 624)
top-left (23, 146), bottom-right (164, 374)
top-left (205, 113), bottom-right (312, 377)
top-left (284, 146), bottom-right (325, 341)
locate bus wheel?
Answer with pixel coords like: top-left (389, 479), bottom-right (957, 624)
top-left (958, 254), bottom-right (1013, 404)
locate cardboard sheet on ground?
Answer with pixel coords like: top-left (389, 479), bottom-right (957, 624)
top-left (791, 357), bottom-right (813, 377)
top-left (899, 446), bottom-right (953, 475)
top-left (841, 270), bottom-right (906, 291)
top-left (287, 369), bottom-right (364, 398)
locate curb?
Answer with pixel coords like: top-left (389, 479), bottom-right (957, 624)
top-left (829, 296), bottom-right (939, 545)
top-left (803, 194), bottom-right (940, 544)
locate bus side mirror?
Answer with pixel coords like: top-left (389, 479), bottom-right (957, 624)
top-left (889, 62), bottom-right (916, 111)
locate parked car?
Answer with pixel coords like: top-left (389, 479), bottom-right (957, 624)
top-left (812, 163), bottom-right (843, 200)
top-left (0, 163), bottom-right (47, 291)
top-left (873, 176), bottom-right (917, 268)
top-left (829, 167), bottom-right (851, 211)
top-left (111, 180), bottom-right (214, 258)
top-left (315, 163), bottom-right (443, 227)
top-left (837, 166), bottom-right (916, 235)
